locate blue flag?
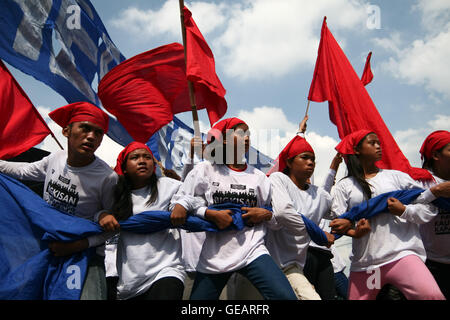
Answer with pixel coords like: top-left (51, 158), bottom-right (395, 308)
top-left (0, 173), bottom-right (281, 299)
top-left (0, 0), bottom-right (134, 146)
top-left (333, 189), bottom-right (450, 239)
top-left (0, 0), bottom-right (274, 176)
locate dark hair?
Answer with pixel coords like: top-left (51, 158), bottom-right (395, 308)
top-left (343, 134), bottom-right (373, 200)
top-left (282, 157), bottom-right (293, 175)
top-left (422, 144), bottom-right (448, 171)
top-left (112, 155), bottom-right (158, 221)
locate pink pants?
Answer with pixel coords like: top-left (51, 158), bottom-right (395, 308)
top-left (348, 254), bottom-right (445, 300)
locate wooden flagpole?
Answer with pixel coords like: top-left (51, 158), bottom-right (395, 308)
top-left (179, 0), bottom-right (201, 139)
top-left (50, 132), bottom-right (64, 150)
top-left (304, 100), bottom-right (311, 118)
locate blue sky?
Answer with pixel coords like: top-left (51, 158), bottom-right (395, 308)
top-left (7, 0), bottom-right (450, 184)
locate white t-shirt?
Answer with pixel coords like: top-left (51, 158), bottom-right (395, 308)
top-left (419, 174), bottom-right (450, 264)
top-left (116, 177), bottom-right (186, 300)
top-left (331, 169), bottom-right (437, 272)
top-left (0, 150), bottom-right (118, 249)
top-left (266, 172), bottom-right (333, 269)
top-left (174, 161), bottom-right (273, 274)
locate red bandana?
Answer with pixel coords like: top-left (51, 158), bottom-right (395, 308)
top-left (419, 130), bottom-right (450, 160)
top-left (273, 135), bottom-right (315, 173)
top-left (114, 142), bottom-right (154, 175)
top-left (207, 117), bottom-right (247, 144)
top-left (335, 130), bottom-right (373, 155)
top-left (49, 102), bottom-right (109, 133)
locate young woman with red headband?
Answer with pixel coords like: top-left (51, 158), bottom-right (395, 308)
top-left (170, 117), bottom-right (297, 300)
top-left (265, 128), bottom-right (371, 300)
top-left (418, 130), bottom-right (450, 299)
top-left (329, 130), bottom-right (445, 300)
top-left (98, 142), bottom-right (187, 300)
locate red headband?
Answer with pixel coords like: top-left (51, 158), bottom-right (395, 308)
top-left (419, 130), bottom-right (450, 160)
top-left (114, 142), bottom-right (155, 175)
top-left (335, 130), bottom-right (373, 155)
top-left (49, 102), bottom-right (109, 133)
top-left (207, 117), bottom-right (247, 144)
top-left (274, 135), bottom-right (315, 173)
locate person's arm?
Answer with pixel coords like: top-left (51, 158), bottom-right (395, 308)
top-left (0, 156), bottom-right (50, 181)
top-left (322, 153), bottom-right (343, 193)
top-left (170, 163), bottom-right (209, 218)
top-left (48, 239), bottom-right (89, 257)
top-left (388, 196), bottom-right (438, 224)
top-left (345, 218), bottom-right (371, 238)
top-left (95, 172), bottom-right (121, 232)
top-left (297, 115), bottom-right (308, 135)
top-left (268, 173), bottom-right (307, 235)
top-left (388, 172), bottom-right (440, 224)
top-left (429, 181), bottom-right (450, 198)
top-left (329, 181), bottom-right (358, 236)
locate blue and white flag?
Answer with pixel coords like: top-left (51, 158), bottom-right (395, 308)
top-left (154, 116), bottom-right (274, 176)
top-left (0, 0), bottom-right (275, 175)
top-left (0, 173), bottom-right (276, 299)
top-left (0, 0), bottom-right (133, 146)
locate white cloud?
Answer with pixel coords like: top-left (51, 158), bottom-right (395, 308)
top-left (214, 0), bottom-right (368, 80)
top-left (413, 0), bottom-right (450, 31)
top-left (111, 0), bottom-right (368, 80)
top-left (110, 0), bottom-right (226, 40)
top-left (394, 114), bottom-right (450, 168)
top-left (236, 105), bottom-right (340, 185)
top-left (374, 3), bottom-right (450, 99)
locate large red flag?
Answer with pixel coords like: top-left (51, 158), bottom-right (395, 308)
top-left (308, 17), bottom-right (431, 181)
top-left (183, 6), bottom-right (227, 125)
top-left (361, 51), bottom-right (373, 86)
top-left (98, 42), bottom-right (226, 143)
top-left (0, 60), bottom-right (51, 160)
top-left (98, 43), bottom-right (189, 143)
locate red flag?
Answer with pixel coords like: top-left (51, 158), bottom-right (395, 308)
top-left (0, 60), bottom-right (51, 160)
top-left (183, 6), bottom-right (227, 125)
top-left (98, 42), bottom-right (226, 143)
top-left (361, 51), bottom-right (373, 86)
top-left (308, 17), bottom-right (432, 181)
top-left (98, 43), bottom-right (188, 143)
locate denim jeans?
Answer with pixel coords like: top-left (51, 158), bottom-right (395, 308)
top-left (190, 254), bottom-right (297, 300)
top-left (334, 271), bottom-right (349, 300)
top-left (80, 254), bottom-right (107, 300)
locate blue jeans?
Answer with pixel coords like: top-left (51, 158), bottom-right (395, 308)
top-left (190, 254), bottom-right (297, 300)
top-left (80, 254), bottom-right (107, 300)
top-left (334, 271), bottom-right (349, 300)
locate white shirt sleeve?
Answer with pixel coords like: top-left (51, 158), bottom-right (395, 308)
top-left (0, 156), bottom-right (50, 181)
top-left (268, 173), bottom-right (307, 235)
top-left (170, 164), bottom-right (209, 218)
top-left (93, 171), bottom-right (119, 222)
top-left (322, 168), bottom-right (337, 194)
top-left (394, 171), bottom-right (439, 224)
top-left (330, 181), bottom-right (350, 218)
top-left (400, 203), bottom-right (438, 224)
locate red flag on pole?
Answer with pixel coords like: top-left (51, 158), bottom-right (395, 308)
top-left (183, 6), bottom-right (227, 125)
top-left (308, 17), bottom-right (432, 181)
top-left (98, 42), bottom-right (226, 143)
top-left (98, 43), bottom-right (190, 143)
top-left (0, 60), bottom-right (51, 160)
top-left (361, 51), bottom-right (373, 86)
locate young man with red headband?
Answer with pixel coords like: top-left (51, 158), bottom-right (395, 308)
top-left (418, 130), bottom-right (450, 299)
top-left (0, 101), bottom-right (118, 300)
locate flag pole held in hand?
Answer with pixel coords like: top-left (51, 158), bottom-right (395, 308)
top-left (179, 0), bottom-right (201, 139)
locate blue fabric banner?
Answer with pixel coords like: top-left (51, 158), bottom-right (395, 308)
top-left (0, 173), bottom-right (277, 299)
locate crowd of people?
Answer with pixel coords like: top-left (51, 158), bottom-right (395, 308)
top-left (0, 101), bottom-right (448, 300)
